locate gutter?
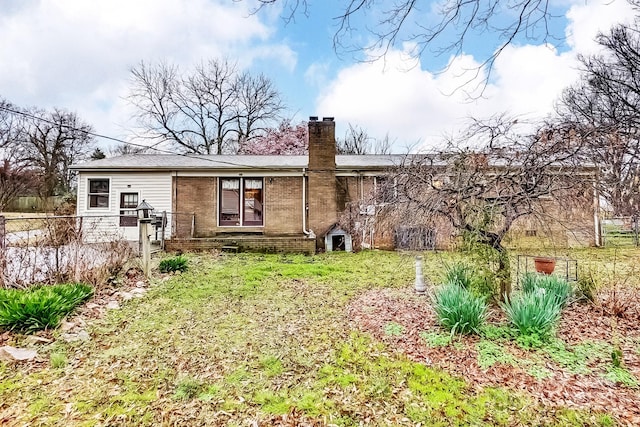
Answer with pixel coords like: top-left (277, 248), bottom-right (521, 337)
top-left (302, 168), bottom-right (315, 239)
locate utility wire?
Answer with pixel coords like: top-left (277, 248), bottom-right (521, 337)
top-left (0, 104), bottom-right (396, 173)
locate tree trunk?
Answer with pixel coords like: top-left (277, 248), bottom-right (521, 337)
top-left (496, 247), bottom-right (511, 301)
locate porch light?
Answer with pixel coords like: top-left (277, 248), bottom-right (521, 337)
top-left (136, 199), bottom-right (154, 221)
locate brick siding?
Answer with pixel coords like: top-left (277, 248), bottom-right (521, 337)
top-left (165, 236), bottom-right (315, 255)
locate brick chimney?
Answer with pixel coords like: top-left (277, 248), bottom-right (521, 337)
top-left (308, 117), bottom-right (338, 248)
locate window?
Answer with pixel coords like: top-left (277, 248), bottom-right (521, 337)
top-left (119, 193), bottom-right (138, 227)
top-left (88, 179), bottom-right (109, 208)
top-left (219, 178), bottom-right (263, 226)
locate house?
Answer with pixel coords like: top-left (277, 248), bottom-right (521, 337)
top-left (71, 117), bottom-right (600, 253)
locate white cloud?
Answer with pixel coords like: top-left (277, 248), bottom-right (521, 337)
top-left (0, 0), bottom-right (293, 139)
top-left (565, 0), bottom-right (635, 54)
top-left (316, 0), bottom-right (635, 151)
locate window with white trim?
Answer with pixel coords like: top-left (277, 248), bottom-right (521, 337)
top-left (219, 177), bottom-right (263, 226)
top-left (119, 192), bottom-right (138, 227)
top-left (88, 179), bottom-right (109, 209)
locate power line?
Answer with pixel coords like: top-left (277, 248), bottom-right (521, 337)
top-left (0, 104), bottom-right (303, 171)
top-left (0, 104), bottom-right (394, 173)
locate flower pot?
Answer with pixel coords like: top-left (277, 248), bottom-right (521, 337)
top-left (534, 257), bottom-right (556, 275)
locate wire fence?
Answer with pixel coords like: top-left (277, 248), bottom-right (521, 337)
top-left (601, 216), bottom-right (639, 247)
top-left (0, 215), bottom-right (141, 288)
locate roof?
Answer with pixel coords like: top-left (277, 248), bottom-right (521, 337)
top-left (71, 153), bottom-right (596, 174)
top-left (70, 154), bottom-right (408, 172)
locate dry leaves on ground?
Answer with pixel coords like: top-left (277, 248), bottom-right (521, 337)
top-left (347, 287), bottom-right (640, 425)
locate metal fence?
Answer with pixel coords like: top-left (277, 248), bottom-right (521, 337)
top-left (601, 216), bottom-right (639, 247)
top-left (393, 226), bottom-right (436, 250)
top-left (0, 215), bottom-right (135, 288)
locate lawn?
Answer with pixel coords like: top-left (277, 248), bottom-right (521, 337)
top-left (1, 249), bottom-right (638, 426)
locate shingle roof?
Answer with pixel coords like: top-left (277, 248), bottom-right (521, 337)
top-left (71, 154), bottom-right (408, 171)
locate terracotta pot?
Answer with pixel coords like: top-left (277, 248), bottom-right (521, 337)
top-left (534, 257), bottom-right (556, 275)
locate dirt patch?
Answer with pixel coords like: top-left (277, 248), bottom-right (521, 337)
top-left (347, 287), bottom-right (640, 425)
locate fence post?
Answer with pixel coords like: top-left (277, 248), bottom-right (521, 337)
top-left (0, 215), bottom-right (5, 286)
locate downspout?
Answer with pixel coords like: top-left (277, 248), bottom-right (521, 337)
top-left (302, 168), bottom-right (315, 238)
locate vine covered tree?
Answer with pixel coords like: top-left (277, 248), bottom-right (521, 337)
top-left (128, 59), bottom-right (286, 155)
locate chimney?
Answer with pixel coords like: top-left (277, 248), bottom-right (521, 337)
top-left (307, 116), bottom-right (338, 248)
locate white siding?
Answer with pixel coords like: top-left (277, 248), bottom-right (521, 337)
top-left (77, 171), bottom-right (172, 242)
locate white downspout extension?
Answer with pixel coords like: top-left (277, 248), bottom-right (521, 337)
top-left (302, 168), bottom-right (315, 239)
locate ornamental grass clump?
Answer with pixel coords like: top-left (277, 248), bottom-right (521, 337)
top-left (0, 283), bottom-right (93, 333)
top-left (443, 262), bottom-right (473, 289)
top-left (521, 273), bottom-right (573, 308)
top-left (501, 289), bottom-right (561, 339)
top-left (432, 283), bottom-right (488, 335)
top-left (159, 255), bottom-right (189, 273)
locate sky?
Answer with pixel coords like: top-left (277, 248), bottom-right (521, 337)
top-left (0, 0), bottom-right (636, 153)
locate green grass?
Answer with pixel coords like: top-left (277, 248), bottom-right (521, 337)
top-left (0, 251), bottom-right (619, 425)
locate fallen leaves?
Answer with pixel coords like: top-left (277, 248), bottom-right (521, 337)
top-left (347, 287), bottom-right (640, 425)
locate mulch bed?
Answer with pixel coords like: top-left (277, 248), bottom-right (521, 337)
top-left (347, 287), bottom-right (640, 425)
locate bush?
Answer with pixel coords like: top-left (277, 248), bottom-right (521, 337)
top-left (501, 290), bottom-right (561, 338)
top-left (431, 283), bottom-right (488, 335)
top-left (0, 283), bottom-right (93, 333)
top-left (159, 255), bottom-right (189, 273)
top-left (521, 273), bottom-right (573, 308)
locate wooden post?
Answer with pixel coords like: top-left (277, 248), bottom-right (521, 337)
top-left (139, 220), bottom-right (151, 278)
top-left (0, 215), bottom-right (5, 287)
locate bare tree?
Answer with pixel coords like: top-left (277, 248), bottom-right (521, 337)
top-left (235, 71), bottom-right (286, 144)
top-left (337, 123), bottom-right (372, 154)
top-left (0, 159), bottom-right (37, 212)
top-left (558, 22), bottom-right (640, 216)
top-left (128, 59), bottom-right (285, 154)
top-left (337, 123), bottom-right (395, 154)
top-left (252, 0), bottom-right (569, 89)
top-left (11, 107), bottom-right (95, 198)
top-left (108, 143), bottom-right (148, 156)
top-left (375, 116), bottom-right (589, 298)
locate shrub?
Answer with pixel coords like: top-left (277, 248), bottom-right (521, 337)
top-left (159, 255), bottom-right (189, 273)
top-left (521, 273), bottom-right (573, 308)
top-left (501, 290), bottom-right (561, 338)
top-left (431, 283), bottom-right (487, 335)
top-left (0, 283), bottom-right (93, 333)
